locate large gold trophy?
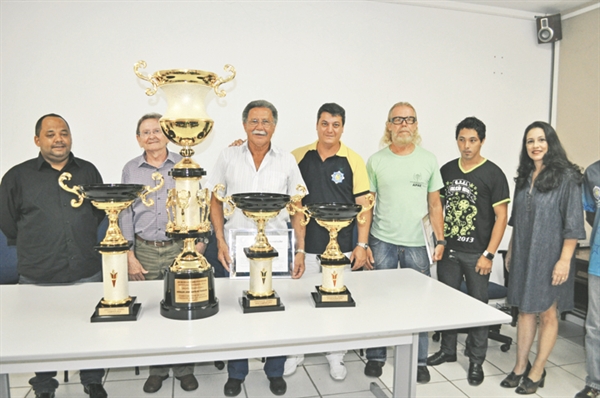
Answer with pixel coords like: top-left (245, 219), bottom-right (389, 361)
top-left (58, 173), bottom-right (164, 321)
top-left (297, 196), bottom-right (374, 307)
top-left (134, 61), bottom-right (235, 320)
top-left (213, 185), bottom-right (306, 313)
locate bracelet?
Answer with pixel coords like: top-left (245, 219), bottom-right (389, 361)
top-left (295, 249), bottom-right (306, 255)
top-left (482, 250), bottom-right (495, 260)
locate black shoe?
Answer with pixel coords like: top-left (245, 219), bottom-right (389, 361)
top-left (143, 375), bottom-right (169, 393)
top-left (575, 386), bottom-right (600, 398)
top-left (364, 360), bottom-right (384, 377)
top-left (515, 369), bottom-right (546, 395)
top-left (417, 366), bottom-right (431, 384)
top-left (214, 360), bottom-right (225, 370)
top-left (176, 374), bottom-right (199, 391)
top-left (34, 393), bottom-right (55, 398)
top-left (84, 383), bottom-right (108, 398)
top-left (500, 361), bottom-right (532, 388)
top-left (467, 362), bottom-right (484, 386)
top-left (224, 378), bottom-right (243, 397)
top-left (268, 377), bottom-right (287, 396)
top-left (426, 350), bottom-right (457, 366)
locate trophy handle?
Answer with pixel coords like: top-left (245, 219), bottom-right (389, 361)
top-left (58, 172), bottom-right (84, 208)
top-left (212, 184), bottom-right (236, 216)
top-left (133, 60), bottom-right (159, 96)
top-left (139, 172), bottom-right (165, 206)
top-left (356, 193), bottom-right (375, 224)
top-left (286, 184), bottom-right (309, 226)
top-left (213, 64), bottom-right (236, 98)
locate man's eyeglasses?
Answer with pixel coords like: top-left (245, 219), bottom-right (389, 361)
top-left (389, 116), bottom-right (417, 125)
top-left (139, 129), bottom-right (162, 137)
top-left (247, 119), bottom-right (274, 128)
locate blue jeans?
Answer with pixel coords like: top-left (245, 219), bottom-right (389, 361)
top-left (227, 356), bottom-right (286, 380)
top-left (586, 274), bottom-right (600, 390)
top-left (366, 235), bottom-right (430, 366)
top-left (20, 272), bottom-right (105, 393)
top-left (437, 249), bottom-right (489, 365)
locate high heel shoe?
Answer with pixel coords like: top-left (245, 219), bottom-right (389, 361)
top-left (500, 361), bottom-right (532, 388)
top-left (515, 369), bottom-right (546, 395)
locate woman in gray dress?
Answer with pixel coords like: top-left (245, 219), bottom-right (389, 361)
top-left (501, 121), bottom-right (585, 394)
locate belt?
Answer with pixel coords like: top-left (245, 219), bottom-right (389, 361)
top-left (135, 235), bottom-right (175, 247)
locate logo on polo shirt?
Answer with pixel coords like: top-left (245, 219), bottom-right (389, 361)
top-left (331, 171), bottom-right (345, 184)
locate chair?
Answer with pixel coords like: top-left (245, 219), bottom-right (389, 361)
top-left (0, 229), bottom-right (18, 284)
top-left (431, 280), bottom-right (514, 352)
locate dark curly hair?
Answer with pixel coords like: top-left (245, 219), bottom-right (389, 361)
top-left (514, 121), bottom-right (582, 192)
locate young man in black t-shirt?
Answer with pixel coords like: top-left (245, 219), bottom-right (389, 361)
top-left (426, 117), bottom-right (510, 386)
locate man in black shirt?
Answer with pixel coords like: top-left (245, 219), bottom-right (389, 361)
top-left (0, 114), bottom-right (108, 398)
top-left (426, 117), bottom-right (509, 386)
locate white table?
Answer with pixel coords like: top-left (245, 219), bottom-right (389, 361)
top-left (0, 269), bottom-right (511, 397)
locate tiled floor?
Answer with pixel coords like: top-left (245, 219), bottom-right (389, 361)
top-left (9, 316), bottom-right (587, 398)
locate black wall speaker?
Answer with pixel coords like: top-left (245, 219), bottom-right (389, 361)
top-left (536, 14), bottom-right (562, 44)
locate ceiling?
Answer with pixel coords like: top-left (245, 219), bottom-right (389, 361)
top-left (446, 0), bottom-right (598, 15)
top-left (372, 0), bottom-right (599, 17)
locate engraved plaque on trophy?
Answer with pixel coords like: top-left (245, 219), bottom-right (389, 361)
top-left (134, 61), bottom-right (235, 320)
top-left (214, 185), bottom-right (306, 313)
top-left (58, 172), bottom-right (164, 322)
top-left (297, 195), bottom-right (374, 307)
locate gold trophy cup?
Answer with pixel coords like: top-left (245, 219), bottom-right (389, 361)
top-left (297, 195), bottom-right (374, 307)
top-left (213, 185), bottom-right (306, 313)
top-left (134, 61), bottom-right (235, 320)
top-left (58, 172), bottom-right (164, 321)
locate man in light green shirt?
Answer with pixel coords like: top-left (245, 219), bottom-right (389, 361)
top-left (364, 101), bottom-right (445, 384)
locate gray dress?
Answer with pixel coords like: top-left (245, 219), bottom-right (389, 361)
top-left (507, 171), bottom-right (585, 313)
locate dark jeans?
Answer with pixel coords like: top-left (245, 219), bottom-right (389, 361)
top-left (227, 356), bottom-right (286, 380)
top-left (204, 232), bottom-right (229, 278)
top-left (19, 272), bottom-right (105, 393)
top-left (437, 249), bottom-right (490, 365)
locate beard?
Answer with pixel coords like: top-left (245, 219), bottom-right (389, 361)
top-left (391, 131), bottom-right (414, 146)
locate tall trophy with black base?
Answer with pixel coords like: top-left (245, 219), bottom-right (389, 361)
top-left (213, 185), bottom-right (306, 313)
top-left (134, 60), bottom-right (235, 320)
top-left (58, 172), bottom-right (164, 322)
top-left (298, 196), bottom-right (374, 307)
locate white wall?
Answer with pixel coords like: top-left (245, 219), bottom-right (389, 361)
top-left (1, 1), bottom-right (554, 281)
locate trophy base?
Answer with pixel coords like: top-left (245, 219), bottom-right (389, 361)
top-left (311, 286), bottom-right (356, 308)
top-left (317, 255), bottom-right (351, 266)
top-left (240, 290), bottom-right (285, 313)
top-left (160, 267), bottom-right (219, 320)
top-left (91, 296), bottom-right (141, 322)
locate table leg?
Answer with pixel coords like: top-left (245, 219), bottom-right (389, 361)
top-left (392, 334), bottom-right (418, 398)
top-left (0, 373), bottom-right (11, 398)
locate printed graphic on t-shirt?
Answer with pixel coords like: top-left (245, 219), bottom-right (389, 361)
top-left (410, 172), bottom-right (427, 188)
top-left (444, 178), bottom-right (478, 241)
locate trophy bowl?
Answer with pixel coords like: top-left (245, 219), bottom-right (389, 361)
top-left (77, 184), bottom-right (147, 202)
top-left (231, 192), bottom-right (291, 213)
top-left (305, 203), bottom-right (362, 221)
top-left (134, 61), bottom-right (235, 165)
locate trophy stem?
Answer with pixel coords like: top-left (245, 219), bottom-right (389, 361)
top-left (101, 208), bottom-right (128, 247)
top-left (171, 238), bottom-right (210, 272)
top-left (322, 227), bottom-right (346, 261)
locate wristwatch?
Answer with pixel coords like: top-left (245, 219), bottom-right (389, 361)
top-left (295, 249), bottom-right (306, 255)
top-left (357, 242), bottom-right (369, 249)
top-left (197, 236), bottom-right (210, 245)
top-left (482, 250), bottom-right (495, 260)
top-left (436, 239), bottom-right (447, 247)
